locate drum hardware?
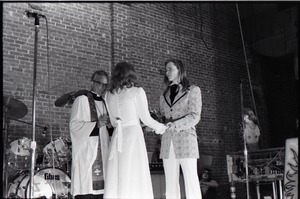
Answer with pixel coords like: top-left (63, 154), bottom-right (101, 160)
top-left (9, 137), bottom-right (31, 156)
top-left (5, 121), bottom-right (47, 171)
top-left (239, 81), bottom-right (250, 199)
top-left (43, 138), bottom-right (72, 169)
top-left (21, 10), bottom-right (50, 197)
top-left (54, 89), bottom-right (89, 107)
top-left (7, 167), bottom-right (71, 198)
top-left (8, 137), bottom-right (32, 171)
top-left (3, 96), bottom-right (28, 198)
top-left (8, 117), bottom-right (49, 130)
top-left (3, 96), bottom-right (28, 120)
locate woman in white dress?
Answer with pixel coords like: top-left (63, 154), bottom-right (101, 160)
top-left (104, 61), bottom-right (167, 199)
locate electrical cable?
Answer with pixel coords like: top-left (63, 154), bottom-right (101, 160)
top-left (236, 3), bottom-right (259, 199)
top-left (44, 15), bottom-right (59, 198)
top-left (236, 4), bottom-right (258, 121)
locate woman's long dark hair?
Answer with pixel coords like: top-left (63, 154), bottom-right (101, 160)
top-left (243, 108), bottom-right (258, 125)
top-left (109, 61), bottom-right (138, 93)
top-left (163, 58), bottom-right (190, 93)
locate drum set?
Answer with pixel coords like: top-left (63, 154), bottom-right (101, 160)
top-left (3, 96), bottom-right (73, 199)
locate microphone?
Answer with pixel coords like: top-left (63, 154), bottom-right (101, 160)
top-left (42, 124), bottom-right (49, 136)
top-left (24, 10), bottom-right (45, 18)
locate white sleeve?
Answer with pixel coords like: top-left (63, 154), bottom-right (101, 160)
top-left (69, 96), bottom-right (97, 146)
top-left (135, 87), bottom-right (166, 134)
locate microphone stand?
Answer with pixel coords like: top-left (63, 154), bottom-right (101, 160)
top-left (240, 81), bottom-right (250, 199)
top-left (28, 14), bottom-right (40, 199)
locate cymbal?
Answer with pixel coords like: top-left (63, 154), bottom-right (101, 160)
top-left (54, 90), bottom-right (89, 107)
top-left (3, 96), bottom-right (28, 119)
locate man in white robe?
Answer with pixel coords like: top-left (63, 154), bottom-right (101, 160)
top-left (70, 70), bottom-right (112, 199)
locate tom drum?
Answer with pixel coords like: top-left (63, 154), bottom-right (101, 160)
top-left (43, 138), bottom-right (71, 168)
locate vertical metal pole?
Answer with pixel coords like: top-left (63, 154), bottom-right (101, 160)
top-left (230, 174), bottom-right (236, 199)
top-left (29, 16), bottom-right (40, 199)
top-left (240, 82), bottom-right (250, 199)
top-left (279, 180), bottom-right (283, 199)
top-left (256, 182), bottom-right (260, 199)
top-left (272, 181), bottom-right (277, 199)
top-left (2, 110), bottom-right (10, 198)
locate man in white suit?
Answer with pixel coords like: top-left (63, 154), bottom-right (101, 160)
top-left (160, 59), bottom-right (202, 199)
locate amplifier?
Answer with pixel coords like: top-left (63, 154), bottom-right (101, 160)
top-left (226, 147), bottom-right (285, 183)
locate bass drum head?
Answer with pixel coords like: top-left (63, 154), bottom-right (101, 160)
top-left (35, 167), bottom-right (71, 198)
top-left (7, 172), bottom-right (53, 198)
top-left (7, 168), bottom-right (71, 198)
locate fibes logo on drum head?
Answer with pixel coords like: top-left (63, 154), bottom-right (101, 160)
top-left (44, 173), bottom-right (60, 180)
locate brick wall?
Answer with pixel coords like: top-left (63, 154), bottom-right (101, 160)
top-left (3, 3), bottom-right (271, 198)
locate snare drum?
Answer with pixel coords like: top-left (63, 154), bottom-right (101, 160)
top-left (7, 167), bottom-right (71, 198)
top-left (43, 138), bottom-right (71, 167)
top-left (8, 137), bottom-right (32, 170)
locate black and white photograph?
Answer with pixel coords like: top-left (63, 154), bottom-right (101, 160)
top-left (2, 2), bottom-right (298, 199)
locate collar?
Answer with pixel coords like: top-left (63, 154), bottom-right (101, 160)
top-left (91, 91), bottom-right (103, 101)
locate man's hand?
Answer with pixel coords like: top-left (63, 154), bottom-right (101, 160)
top-left (98, 115), bottom-right (110, 128)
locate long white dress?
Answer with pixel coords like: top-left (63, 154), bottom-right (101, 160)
top-left (104, 87), bottom-right (166, 199)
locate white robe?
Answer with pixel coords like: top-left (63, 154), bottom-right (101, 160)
top-left (104, 87), bottom-right (166, 199)
top-left (70, 95), bottom-right (109, 197)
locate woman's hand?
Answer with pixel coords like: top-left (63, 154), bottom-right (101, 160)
top-left (144, 126), bottom-right (154, 133)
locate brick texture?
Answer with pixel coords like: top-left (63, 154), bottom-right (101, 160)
top-left (3, 3), bottom-right (277, 198)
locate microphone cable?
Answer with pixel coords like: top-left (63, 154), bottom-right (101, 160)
top-left (44, 15), bottom-right (59, 197)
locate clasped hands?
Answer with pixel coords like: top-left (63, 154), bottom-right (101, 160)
top-left (156, 122), bottom-right (175, 135)
top-left (98, 117), bottom-right (175, 134)
top-left (165, 122), bottom-right (175, 132)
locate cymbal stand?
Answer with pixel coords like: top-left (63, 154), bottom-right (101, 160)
top-left (28, 14), bottom-right (41, 199)
top-left (2, 108), bottom-right (10, 198)
top-left (10, 118), bottom-right (47, 129)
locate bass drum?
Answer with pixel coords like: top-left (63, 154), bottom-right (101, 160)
top-left (8, 168), bottom-right (71, 198)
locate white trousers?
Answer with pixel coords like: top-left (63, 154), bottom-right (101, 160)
top-left (163, 142), bottom-right (202, 199)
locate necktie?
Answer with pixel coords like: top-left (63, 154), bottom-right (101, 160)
top-left (169, 84), bottom-right (179, 104)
